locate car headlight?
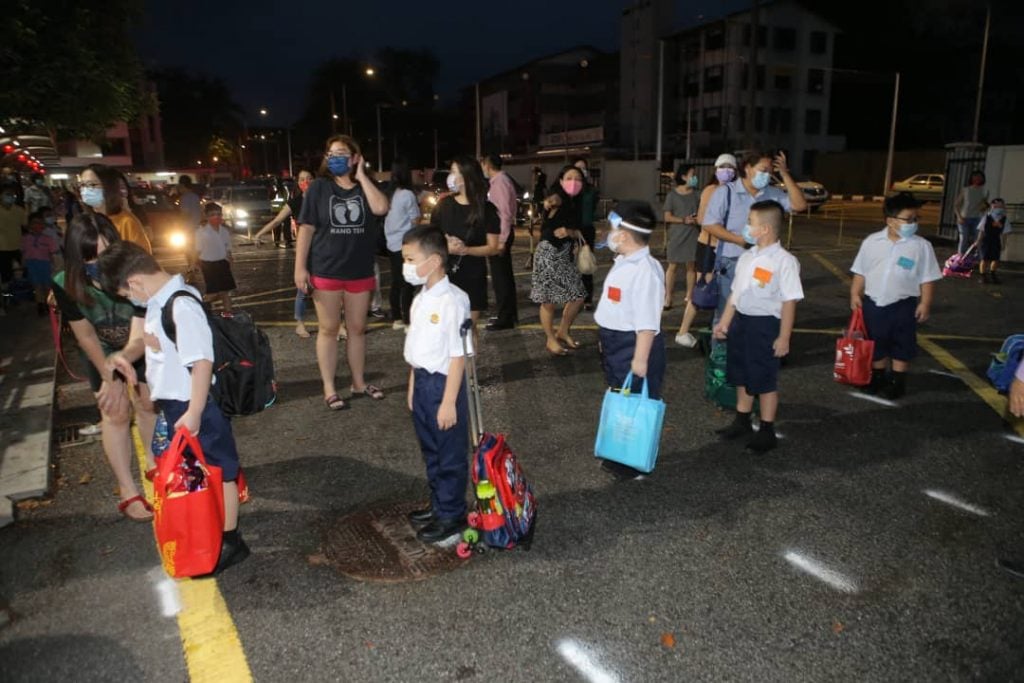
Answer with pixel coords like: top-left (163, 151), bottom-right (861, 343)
top-left (235, 209), bottom-right (249, 218)
top-left (169, 231), bottom-right (187, 248)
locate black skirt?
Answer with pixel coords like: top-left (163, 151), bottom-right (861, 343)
top-left (200, 259), bottom-right (237, 294)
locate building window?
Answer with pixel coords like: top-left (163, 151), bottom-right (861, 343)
top-left (774, 71), bottom-right (792, 91)
top-left (768, 107), bottom-right (791, 133)
top-left (684, 72), bottom-right (700, 97)
top-left (101, 137), bottom-right (128, 157)
top-left (810, 31), bottom-right (828, 54)
top-left (807, 68), bottom-right (825, 95)
top-left (705, 26), bottom-right (725, 51)
top-left (805, 109), bottom-right (822, 135)
top-left (774, 27), bottom-right (797, 51)
top-left (704, 65), bottom-right (724, 93)
top-left (704, 107), bottom-right (722, 133)
top-left (740, 65), bottom-right (766, 90)
top-left (741, 24), bottom-right (767, 47)
top-left (755, 107), bottom-right (764, 132)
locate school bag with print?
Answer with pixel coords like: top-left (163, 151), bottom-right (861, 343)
top-left (987, 334), bottom-right (1024, 393)
top-left (161, 291), bottom-right (277, 417)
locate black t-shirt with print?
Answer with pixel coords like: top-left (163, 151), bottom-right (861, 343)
top-left (297, 178), bottom-right (376, 280)
top-left (429, 196), bottom-right (500, 280)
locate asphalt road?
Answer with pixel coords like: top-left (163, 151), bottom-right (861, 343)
top-left (2, 214), bottom-right (1023, 682)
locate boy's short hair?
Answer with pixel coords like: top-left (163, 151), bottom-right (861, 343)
top-left (204, 202), bottom-right (222, 215)
top-left (749, 200), bottom-right (785, 235)
top-left (178, 175), bottom-right (193, 188)
top-left (883, 192), bottom-right (922, 217)
top-left (97, 240), bottom-right (162, 293)
top-left (614, 199), bottom-right (656, 244)
top-left (991, 197), bottom-right (1005, 206)
top-left (402, 225), bottom-right (449, 261)
top-left (483, 154), bottom-right (502, 170)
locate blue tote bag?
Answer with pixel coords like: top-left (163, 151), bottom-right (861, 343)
top-left (594, 373), bottom-right (666, 473)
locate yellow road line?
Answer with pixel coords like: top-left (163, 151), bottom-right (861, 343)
top-left (131, 424), bottom-right (253, 682)
top-left (918, 337), bottom-right (1023, 437)
top-left (812, 252), bottom-right (852, 284)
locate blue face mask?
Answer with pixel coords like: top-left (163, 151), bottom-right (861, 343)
top-left (898, 222), bottom-right (918, 239)
top-left (81, 186), bottom-right (105, 209)
top-left (326, 155), bottom-right (350, 176)
top-left (742, 224), bottom-right (759, 245)
top-left (752, 171), bottom-right (771, 190)
top-left (84, 262), bottom-right (101, 282)
top-left (991, 209), bottom-right (1006, 220)
top-left (686, 175), bottom-right (699, 188)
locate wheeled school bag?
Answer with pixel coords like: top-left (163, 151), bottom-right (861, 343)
top-left (987, 334), bottom-right (1024, 393)
top-left (942, 244), bottom-right (979, 279)
top-left (456, 320), bottom-right (537, 559)
top-left (161, 290), bottom-right (278, 417)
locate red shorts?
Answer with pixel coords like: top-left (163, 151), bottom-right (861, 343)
top-left (310, 275), bottom-right (376, 293)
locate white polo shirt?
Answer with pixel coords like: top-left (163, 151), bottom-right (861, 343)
top-left (850, 229), bottom-right (941, 307)
top-left (144, 275), bottom-right (214, 401)
top-left (403, 276), bottom-right (472, 375)
top-left (196, 223), bottom-right (232, 262)
top-left (729, 241), bottom-right (804, 318)
top-left (594, 246), bottom-right (665, 333)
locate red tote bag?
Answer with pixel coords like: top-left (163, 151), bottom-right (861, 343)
top-left (834, 308), bottom-right (875, 386)
top-left (153, 427), bottom-right (225, 578)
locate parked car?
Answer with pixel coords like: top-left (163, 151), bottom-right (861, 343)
top-left (131, 189), bottom-right (192, 252)
top-left (773, 177), bottom-right (830, 210)
top-left (219, 185), bottom-right (277, 237)
top-left (891, 173), bottom-right (945, 201)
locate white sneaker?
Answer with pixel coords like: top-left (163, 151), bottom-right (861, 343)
top-left (392, 320), bottom-right (406, 330)
top-left (79, 422), bottom-right (103, 436)
top-left (675, 332), bottom-right (697, 348)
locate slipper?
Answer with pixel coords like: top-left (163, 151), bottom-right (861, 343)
top-left (144, 467), bottom-right (157, 482)
top-left (546, 344), bottom-right (569, 357)
top-left (324, 393), bottom-right (349, 411)
top-left (118, 495), bottom-right (153, 522)
top-left (352, 384), bottom-right (385, 400)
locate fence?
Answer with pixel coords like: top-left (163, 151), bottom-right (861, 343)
top-left (939, 143), bottom-right (987, 240)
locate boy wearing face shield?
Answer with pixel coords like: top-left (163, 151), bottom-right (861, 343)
top-left (849, 192), bottom-right (941, 399)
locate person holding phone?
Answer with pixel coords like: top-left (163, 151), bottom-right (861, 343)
top-left (294, 135), bottom-right (390, 412)
top-left (662, 163), bottom-right (701, 310)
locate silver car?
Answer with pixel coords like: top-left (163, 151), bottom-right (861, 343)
top-left (219, 185), bottom-right (276, 237)
top-left (891, 173), bottom-right (944, 201)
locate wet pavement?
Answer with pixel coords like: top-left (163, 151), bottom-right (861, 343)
top-left (2, 210), bottom-right (1023, 682)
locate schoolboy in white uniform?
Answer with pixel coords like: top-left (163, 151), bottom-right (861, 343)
top-left (713, 200), bottom-right (804, 453)
top-left (402, 226), bottom-right (473, 544)
top-left (99, 241), bottom-right (249, 573)
top-left (850, 192), bottom-right (941, 399)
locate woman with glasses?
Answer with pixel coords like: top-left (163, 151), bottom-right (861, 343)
top-left (78, 164), bottom-right (152, 253)
top-left (294, 135), bottom-right (390, 411)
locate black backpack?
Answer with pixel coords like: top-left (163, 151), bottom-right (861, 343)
top-left (161, 291), bottom-right (277, 417)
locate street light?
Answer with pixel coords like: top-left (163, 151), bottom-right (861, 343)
top-left (365, 67), bottom-right (375, 77)
top-left (257, 107), bottom-right (293, 177)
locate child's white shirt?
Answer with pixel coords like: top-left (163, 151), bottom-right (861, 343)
top-left (403, 276), bottom-right (472, 375)
top-left (730, 242), bottom-right (804, 318)
top-left (144, 274), bottom-right (213, 401)
top-left (594, 246), bottom-right (666, 333)
top-left (196, 223), bottom-right (232, 262)
top-left (851, 229), bottom-right (941, 307)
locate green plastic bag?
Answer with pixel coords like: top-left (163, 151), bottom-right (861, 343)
top-left (704, 342), bottom-right (737, 409)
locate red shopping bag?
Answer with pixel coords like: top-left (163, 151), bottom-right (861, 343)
top-left (153, 427), bottom-right (225, 578)
top-left (833, 308), bottom-right (875, 386)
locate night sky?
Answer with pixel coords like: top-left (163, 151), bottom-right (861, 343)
top-left (135, 0), bottom-right (745, 126)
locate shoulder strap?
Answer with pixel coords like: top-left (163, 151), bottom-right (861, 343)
top-left (713, 185), bottom-right (732, 266)
top-left (160, 290), bottom-right (205, 346)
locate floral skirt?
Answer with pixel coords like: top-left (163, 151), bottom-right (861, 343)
top-left (530, 241), bottom-right (586, 306)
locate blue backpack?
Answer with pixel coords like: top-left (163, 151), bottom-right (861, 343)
top-left (987, 334), bottom-right (1024, 393)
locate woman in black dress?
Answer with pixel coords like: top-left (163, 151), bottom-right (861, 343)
top-left (530, 165), bottom-right (587, 356)
top-left (429, 156), bottom-right (500, 333)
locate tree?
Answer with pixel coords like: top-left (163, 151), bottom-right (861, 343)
top-left (0, 0), bottom-right (151, 138)
top-left (150, 68), bottom-right (244, 168)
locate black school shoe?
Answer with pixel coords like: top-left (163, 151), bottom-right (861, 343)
top-left (407, 507), bottom-right (434, 527)
top-left (416, 517), bottom-right (465, 543)
top-left (716, 412), bottom-right (754, 440)
top-left (746, 427), bottom-right (778, 453)
top-left (214, 531), bottom-right (250, 574)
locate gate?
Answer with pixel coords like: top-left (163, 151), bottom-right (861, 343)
top-left (939, 142), bottom-right (987, 240)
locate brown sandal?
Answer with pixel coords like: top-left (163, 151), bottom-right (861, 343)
top-left (352, 384), bottom-right (385, 400)
top-left (324, 394), bottom-right (349, 411)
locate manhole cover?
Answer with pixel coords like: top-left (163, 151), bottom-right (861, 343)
top-left (322, 500), bottom-right (468, 582)
top-left (56, 423), bottom-right (95, 449)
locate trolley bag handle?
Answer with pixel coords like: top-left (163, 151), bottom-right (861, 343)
top-left (711, 184), bottom-right (733, 274)
top-left (459, 318), bottom-right (484, 445)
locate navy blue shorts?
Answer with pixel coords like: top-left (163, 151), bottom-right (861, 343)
top-left (862, 297), bottom-right (918, 362)
top-left (157, 398), bottom-right (240, 481)
top-left (598, 328), bottom-right (666, 400)
top-left (726, 313), bottom-right (781, 395)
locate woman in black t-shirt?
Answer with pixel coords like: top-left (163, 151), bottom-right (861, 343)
top-left (295, 136), bottom-right (390, 411)
top-left (530, 165), bottom-right (588, 356)
top-left (429, 156), bottom-right (500, 326)
top-left (52, 213), bottom-right (158, 520)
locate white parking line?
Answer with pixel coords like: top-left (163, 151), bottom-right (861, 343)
top-left (783, 551), bottom-right (859, 594)
top-left (923, 489), bottom-right (991, 517)
top-left (848, 391), bottom-right (898, 407)
top-left (555, 639), bottom-right (621, 683)
top-left (928, 369), bottom-right (962, 380)
top-left (1005, 434), bottom-right (1024, 445)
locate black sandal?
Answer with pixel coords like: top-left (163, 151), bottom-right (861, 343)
top-left (352, 384), bottom-right (385, 400)
top-left (324, 394), bottom-right (349, 411)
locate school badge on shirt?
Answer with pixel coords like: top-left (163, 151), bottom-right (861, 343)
top-left (753, 267), bottom-right (773, 288)
top-left (608, 286), bottom-right (622, 302)
top-left (430, 313), bottom-right (440, 324)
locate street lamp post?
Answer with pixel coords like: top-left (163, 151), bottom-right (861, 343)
top-left (259, 107), bottom-right (293, 177)
top-left (376, 104), bottom-right (384, 173)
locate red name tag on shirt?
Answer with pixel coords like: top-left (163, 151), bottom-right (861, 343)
top-left (608, 286), bottom-right (622, 302)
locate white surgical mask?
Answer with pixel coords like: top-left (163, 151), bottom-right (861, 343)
top-left (607, 229), bottom-right (623, 253)
top-left (403, 262), bottom-right (429, 286)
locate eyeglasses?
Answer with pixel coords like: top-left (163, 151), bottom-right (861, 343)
top-left (80, 181), bottom-right (101, 189)
top-left (326, 152), bottom-right (351, 158)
